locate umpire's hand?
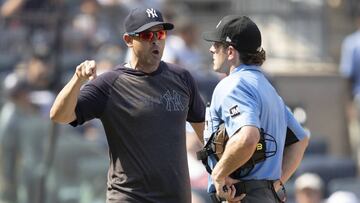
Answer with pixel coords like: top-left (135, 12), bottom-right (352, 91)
top-left (212, 176), bottom-right (246, 203)
top-left (75, 60), bottom-right (97, 82)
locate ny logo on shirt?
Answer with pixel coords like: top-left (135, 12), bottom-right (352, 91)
top-left (162, 90), bottom-right (185, 111)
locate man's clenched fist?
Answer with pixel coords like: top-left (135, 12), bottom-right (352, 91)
top-left (75, 60), bottom-right (97, 81)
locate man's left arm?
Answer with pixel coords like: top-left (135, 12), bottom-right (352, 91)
top-left (274, 108), bottom-right (310, 190)
top-left (273, 136), bottom-right (309, 191)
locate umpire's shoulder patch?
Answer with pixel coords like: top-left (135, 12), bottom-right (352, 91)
top-left (229, 105), bottom-right (240, 118)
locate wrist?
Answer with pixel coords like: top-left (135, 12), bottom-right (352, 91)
top-left (274, 179), bottom-right (284, 192)
top-left (211, 169), bottom-right (225, 182)
top-left (73, 72), bottom-right (87, 84)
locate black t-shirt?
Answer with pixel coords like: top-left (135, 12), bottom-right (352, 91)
top-left (70, 61), bottom-right (205, 203)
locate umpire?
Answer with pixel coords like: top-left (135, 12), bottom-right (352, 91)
top-left (201, 15), bottom-right (309, 202)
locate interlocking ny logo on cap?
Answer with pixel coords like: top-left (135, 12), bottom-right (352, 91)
top-left (146, 8), bottom-right (158, 18)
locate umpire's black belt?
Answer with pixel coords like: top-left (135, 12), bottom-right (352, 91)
top-left (210, 180), bottom-right (273, 202)
top-left (233, 180), bottom-right (273, 194)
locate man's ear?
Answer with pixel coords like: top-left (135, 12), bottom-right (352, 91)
top-left (123, 35), bottom-right (133, 47)
top-left (227, 46), bottom-right (236, 60)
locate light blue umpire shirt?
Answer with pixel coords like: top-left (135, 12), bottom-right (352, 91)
top-left (204, 64), bottom-right (308, 193)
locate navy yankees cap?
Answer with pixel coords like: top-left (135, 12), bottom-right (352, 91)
top-left (124, 7), bottom-right (174, 34)
top-left (202, 15), bottom-right (262, 53)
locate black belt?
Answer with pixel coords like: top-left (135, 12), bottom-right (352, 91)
top-left (234, 180), bottom-right (273, 194)
top-left (210, 180), bottom-right (274, 203)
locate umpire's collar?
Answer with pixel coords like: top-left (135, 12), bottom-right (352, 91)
top-left (230, 64), bottom-right (262, 75)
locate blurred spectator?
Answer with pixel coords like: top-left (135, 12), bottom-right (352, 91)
top-left (16, 55), bottom-right (55, 117)
top-left (164, 16), bottom-right (205, 71)
top-left (26, 55), bottom-right (53, 90)
top-left (71, 0), bottom-right (102, 51)
top-left (63, 0), bottom-right (126, 70)
top-left (97, 0), bottom-right (164, 11)
top-left (0, 73), bottom-right (50, 203)
top-left (294, 173), bottom-right (325, 203)
top-left (0, 0), bottom-right (48, 18)
top-left (339, 9), bottom-right (360, 159)
top-left (326, 191), bottom-right (359, 203)
top-left (340, 10), bottom-right (360, 119)
top-left (0, 0), bottom-right (59, 57)
top-left (95, 43), bottom-right (124, 69)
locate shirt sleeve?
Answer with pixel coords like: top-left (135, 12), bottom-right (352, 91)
top-left (221, 81), bottom-right (260, 136)
top-left (69, 72), bottom-right (117, 126)
top-left (184, 71), bottom-right (205, 122)
top-left (285, 107), bottom-right (308, 141)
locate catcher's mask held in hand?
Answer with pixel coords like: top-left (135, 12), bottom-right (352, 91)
top-left (196, 123), bottom-right (277, 178)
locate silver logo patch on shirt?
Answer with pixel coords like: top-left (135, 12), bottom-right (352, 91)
top-left (230, 105), bottom-right (240, 118)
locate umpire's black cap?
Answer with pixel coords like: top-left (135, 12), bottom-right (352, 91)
top-left (202, 15), bottom-right (262, 53)
top-left (124, 7), bottom-right (174, 34)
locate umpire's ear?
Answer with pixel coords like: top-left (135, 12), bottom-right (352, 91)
top-left (227, 45), bottom-right (239, 62)
top-left (123, 34), bottom-right (134, 48)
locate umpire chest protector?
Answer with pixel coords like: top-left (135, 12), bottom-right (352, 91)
top-left (196, 123), bottom-right (275, 178)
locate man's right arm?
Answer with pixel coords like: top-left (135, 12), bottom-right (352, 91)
top-left (50, 60), bottom-right (97, 123)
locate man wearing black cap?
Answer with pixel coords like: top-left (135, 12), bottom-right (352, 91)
top-left (50, 7), bottom-right (205, 203)
top-left (201, 15), bottom-right (309, 202)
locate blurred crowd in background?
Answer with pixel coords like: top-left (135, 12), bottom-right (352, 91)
top-left (0, 0), bottom-right (360, 203)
